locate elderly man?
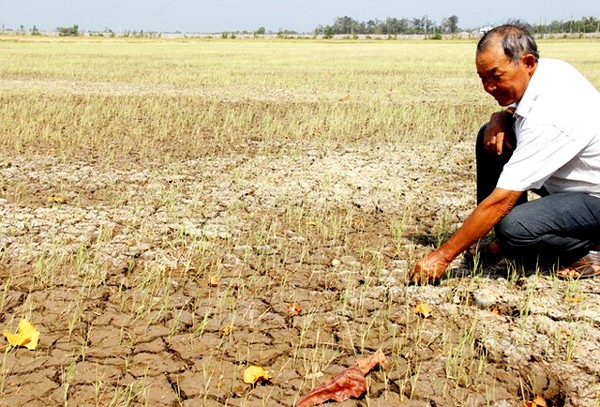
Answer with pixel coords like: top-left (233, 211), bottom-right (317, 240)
top-left (410, 24), bottom-right (600, 284)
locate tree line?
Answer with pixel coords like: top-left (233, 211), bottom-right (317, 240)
top-left (314, 15), bottom-right (600, 37)
top-left (529, 16), bottom-right (600, 34)
top-left (3, 15), bottom-right (599, 37)
top-left (315, 15), bottom-right (459, 37)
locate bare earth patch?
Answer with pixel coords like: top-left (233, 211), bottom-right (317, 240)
top-left (0, 141), bottom-right (599, 406)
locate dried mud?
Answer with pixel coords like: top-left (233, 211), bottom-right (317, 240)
top-left (0, 141), bottom-right (599, 406)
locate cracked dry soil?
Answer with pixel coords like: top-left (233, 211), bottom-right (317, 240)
top-left (0, 141), bottom-right (599, 406)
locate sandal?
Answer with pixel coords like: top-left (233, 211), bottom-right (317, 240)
top-left (557, 251), bottom-right (600, 280)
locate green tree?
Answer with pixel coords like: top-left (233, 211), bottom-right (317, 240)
top-left (332, 16), bottom-right (360, 34)
top-left (385, 17), bottom-right (409, 35)
top-left (255, 26), bottom-right (266, 35)
top-left (447, 15), bottom-right (459, 33)
top-left (506, 19), bottom-right (532, 31)
top-left (323, 25), bottom-right (335, 39)
top-left (57, 24), bottom-right (79, 36)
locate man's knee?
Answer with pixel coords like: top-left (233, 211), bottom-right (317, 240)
top-left (495, 210), bottom-right (532, 251)
top-left (476, 124), bottom-right (487, 151)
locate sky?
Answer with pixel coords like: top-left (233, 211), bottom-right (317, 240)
top-left (1, 0), bottom-right (598, 33)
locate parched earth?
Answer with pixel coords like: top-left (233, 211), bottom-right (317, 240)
top-left (0, 141), bottom-right (599, 406)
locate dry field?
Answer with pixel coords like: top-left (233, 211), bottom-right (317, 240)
top-left (0, 36), bottom-right (599, 406)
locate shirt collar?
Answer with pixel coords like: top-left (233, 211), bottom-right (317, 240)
top-left (514, 59), bottom-right (544, 118)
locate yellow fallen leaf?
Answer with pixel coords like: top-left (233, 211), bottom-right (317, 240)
top-left (220, 325), bottom-right (235, 336)
top-left (3, 319), bottom-right (40, 350)
top-left (351, 218), bottom-right (366, 230)
top-left (243, 365), bottom-right (272, 384)
top-left (566, 296), bottom-right (582, 303)
top-left (207, 274), bottom-right (220, 287)
top-left (524, 395), bottom-right (547, 407)
top-left (415, 303), bottom-right (432, 319)
top-left (47, 195), bottom-right (67, 204)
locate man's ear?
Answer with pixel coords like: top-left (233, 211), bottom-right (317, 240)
top-left (522, 54), bottom-right (537, 69)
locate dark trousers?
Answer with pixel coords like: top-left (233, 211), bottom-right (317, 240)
top-left (476, 125), bottom-right (600, 266)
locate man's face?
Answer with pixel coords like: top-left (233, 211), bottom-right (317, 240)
top-left (476, 40), bottom-right (537, 107)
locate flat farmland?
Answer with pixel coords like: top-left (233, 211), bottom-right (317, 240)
top-left (0, 37), bottom-right (599, 406)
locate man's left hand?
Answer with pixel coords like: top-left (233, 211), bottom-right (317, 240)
top-left (484, 109), bottom-right (516, 155)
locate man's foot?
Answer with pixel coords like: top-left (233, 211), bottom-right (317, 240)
top-left (557, 251), bottom-right (600, 279)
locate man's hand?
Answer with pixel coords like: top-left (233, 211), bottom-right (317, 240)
top-left (409, 250), bottom-right (451, 285)
top-left (484, 109), bottom-right (516, 155)
top-left (408, 188), bottom-right (522, 286)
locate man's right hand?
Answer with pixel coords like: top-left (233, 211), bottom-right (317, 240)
top-left (409, 250), bottom-right (451, 285)
top-left (484, 109), bottom-right (516, 155)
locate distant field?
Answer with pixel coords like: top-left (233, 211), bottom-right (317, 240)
top-left (0, 37), bottom-right (597, 165)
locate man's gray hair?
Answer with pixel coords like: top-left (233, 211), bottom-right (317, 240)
top-left (477, 25), bottom-right (539, 63)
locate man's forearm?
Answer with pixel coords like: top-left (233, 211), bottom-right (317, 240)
top-left (436, 188), bottom-right (522, 263)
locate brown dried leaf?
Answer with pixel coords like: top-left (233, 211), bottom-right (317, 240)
top-left (415, 302), bottom-right (432, 318)
top-left (288, 303), bottom-right (302, 316)
top-left (354, 348), bottom-right (388, 375)
top-left (296, 349), bottom-right (387, 407)
top-left (296, 366), bottom-right (366, 407)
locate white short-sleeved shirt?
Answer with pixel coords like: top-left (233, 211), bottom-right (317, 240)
top-left (496, 59), bottom-right (600, 198)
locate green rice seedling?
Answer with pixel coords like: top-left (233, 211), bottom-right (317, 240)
top-left (62, 357), bottom-right (78, 405)
top-left (66, 303), bottom-right (84, 341)
top-left (292, 313), bottom-right (316, 363)
top-left (107, 382), bottom-right (139, 407)
top-left (0, 347), bottom-right (11, 394)
top-left (405, 361), bottom-right (423, 401)
top-left (564, 324), bottom-right (581, 363)
top-left (299, 334), bottom-right (340, 386)
top-left (440, 318), bottom-right (481, 389)
top-left (358, 310), bottom-right (382, 353)
top-left (517, 277), bottom-right (538, 338)
top-left (0, 277), bottom-right (13, 315)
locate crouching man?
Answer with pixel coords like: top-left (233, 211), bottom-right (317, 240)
top-left (410, 24), bottom-right (600, 284)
